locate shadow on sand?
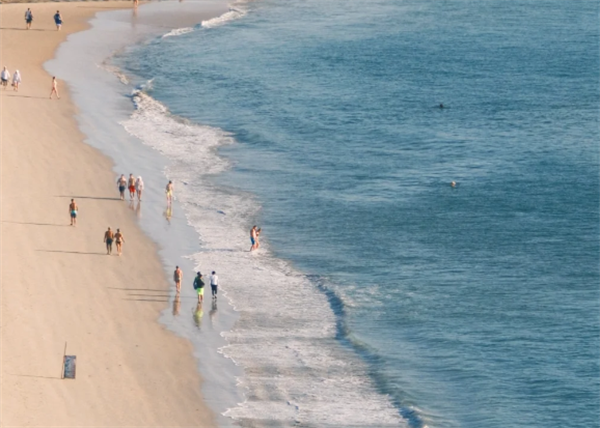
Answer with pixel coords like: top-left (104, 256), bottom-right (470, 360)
top-left (2, 221), bottom-right (70, 227)
top-left (55, 195), bottom-right (122, 201)
top-left (0, 27), bottom-right (53, 31)
top-left (36, 249), bottom-right (107, 256)
top-left (7, 372), bottom-right (61, 380)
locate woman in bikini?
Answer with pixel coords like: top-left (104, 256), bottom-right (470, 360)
top-left (165, 180), bottom-right (174, 205)
top-left (104, 227), bottom-right (114, 255)
top-left (114, 229), bottom-right (125, 256)
top-left (50, 76), bottom-right (60, 99)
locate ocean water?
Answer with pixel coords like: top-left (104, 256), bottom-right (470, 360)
top-left (112, 0), bottom-right (599, 427)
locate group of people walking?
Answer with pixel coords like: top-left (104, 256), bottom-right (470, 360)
top-left (71, 171), bottom-right (262, 315)
top-left (174, 267), bottom-right (219, 304)
top-left (117, 174), bottom-right (144, 201)
top-left (24, 8), bottom-right (63, 31)
top-left (1, 67), bottom-right (21, 91)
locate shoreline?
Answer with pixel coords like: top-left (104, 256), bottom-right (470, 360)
top-left (0, 2), bottom-right (229, 426)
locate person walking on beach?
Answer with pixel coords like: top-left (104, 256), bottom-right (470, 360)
top-left (49, 76), bottom-right (60, 99)
top-left (24, 8), bottom-right (33, 30)
top-left (54, 10), bottom-right (62, 31)
top-left (135, 176), bottom-right (144, 201)
top-left (69, 199), bottom-right (78, 226)
top-left (174, 266), bottom-right (183, 292)
top-left (1, 67), bottom-right (10, 89)
top-left (128, 174), bottom-right (136, 200)
top-left (165, 180), bottom-right (174, 205)
top-left (210, 271), bottom-right (219, 300)
top-left (114, 228), bottom-right (125, 256)
top-left (250, 226), bottom-right (261, 251)
top-left (104, 227), bottom-right (114, 255)
top-left (12, 70), bottom-right (21, 91)
top-left (117, 174), bottom-right (127, 200)
top-left (193, 272), bottom-right (205, 304)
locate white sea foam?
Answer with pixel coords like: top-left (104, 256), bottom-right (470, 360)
top-left (97, 62), bottom-right (129, 84)
top-left (162, 27), bottom-right (195, 38)
top-left (202, 4), bottom-right (247, 29)
top-left (121, 91), bottom-right (405, 427)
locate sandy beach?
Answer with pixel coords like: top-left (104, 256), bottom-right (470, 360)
top-left (0, 3), bottom-right (216, 426)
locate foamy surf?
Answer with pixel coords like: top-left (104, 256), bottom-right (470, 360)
top-left (202, 8), bottom-right (246, 28)
top-left (162, 27), bottom-right (195, 38)
top-left (120, 89), bottom-right (406, 427)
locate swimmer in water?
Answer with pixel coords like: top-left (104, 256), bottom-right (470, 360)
top-left (451, 181), bottom-right (457, 188)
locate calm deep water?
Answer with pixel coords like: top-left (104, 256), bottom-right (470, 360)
top-left (115, 1), bottom-right (600, 426)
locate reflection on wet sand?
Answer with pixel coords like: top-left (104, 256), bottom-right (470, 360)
top-left (172, 292), bottom-right (180, 316)
top-left (164, 205), bottom-right (172, 224)
top-left (209, 300), bottom-right (217, 322)
top-left (129, 200), bottom-right (142, 218)
top-left (193, 303), bottom-right (203, 328)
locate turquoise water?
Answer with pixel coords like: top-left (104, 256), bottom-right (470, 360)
top-left (117, 0), bottom-right (599, 426)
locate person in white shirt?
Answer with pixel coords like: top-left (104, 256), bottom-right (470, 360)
top-left (135, 176), bottom-right (144, 201)
top-left (12, 70), bottom-right (21, 91)
top-left (1, 67), bottom-right (10, 89)
top-left (210, 271), bottom-right (219, 300)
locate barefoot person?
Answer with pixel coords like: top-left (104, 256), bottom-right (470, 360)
top-left (128, 174), bottom-right (136, 200)
top-left (250, 225), bottom-right (262, 251)
top-left (53, 10), bottom-right (62, 31)
top-left (174, 266), bottom-right (183, 292)
top-left (49, 76), bottom-right (60, 99)
top-left (255, 227), bottom-right (262, 249)
top-left (69, 199), bottom-right (78, 226)
top-left (210, 271), bottom-right (219, 300)
top-left (116, 174), bottom-right (127, 200)
top-left (114, 228), bottom-right (125, 256)
top-left (193, 272), bottom-right (205, 304)
top-left (135, 176), bottom-right (144, 201)
top-left (104, 227), bottom-right (114, 255)
top-left (12, 70), bottom-right (21, 91)
top-left (165, 180), bottom-right (174, 205)
top-left (1, 67), bottom-right (10, 90)
top-left (24, 8), bottom-right (33, 30)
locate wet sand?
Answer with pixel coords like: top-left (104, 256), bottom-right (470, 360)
top-left (0, 2), bottom-right (216, 426)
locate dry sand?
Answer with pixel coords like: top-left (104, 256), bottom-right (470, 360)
top-left (1, 3), bottom-right (215, 426)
